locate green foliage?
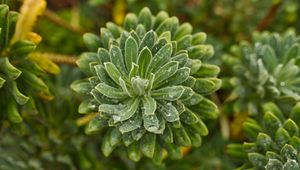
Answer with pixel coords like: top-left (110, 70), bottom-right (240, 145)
top-left (72, 7), bottom-right (221, 162)
top-left (228, 102), bottom-right (300, 169)
top-left (0, 4), bottom-right (51, 124)
top-left (223, 31), bottom-right (300, 115)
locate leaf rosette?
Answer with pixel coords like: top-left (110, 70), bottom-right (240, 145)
top-left (72, 7), bottom-right (221, 162)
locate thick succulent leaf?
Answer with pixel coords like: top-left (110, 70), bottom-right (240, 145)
top-left (85, 115), bottom-right (107, 134)
top-left (109, 128), bottom-right (122, 146)
top-left (139, 30), bottom-right (155, 50)
top-left (131, 76), bottom-right (149, 96)
top-left (106, 22), bottom-right (121, 38)
top-left (7, 99), bottom-right (22, 123)
top-left (161, 126), bottom-right (173, 143)
top-left (283, 119), bottom-right (299, 137)
top-left (77, 52), bottom-right (100, 73)
top-left (153, 11), bottom-right (169, 29)
top-left (136, 24), bottom-right (146, 42)
top-left (187, 45), bottom-right (214, 60)
top-left (142, 96), bottom-right (157, 115)
top-left (248, 152), bottom-right (268, 169)
top-left (148, 43), bottom-right (172, 73)
top-left (143, 114), bottom-right (160, 133)
top-left (180, 109), bottom-right (199, 125)
top-left (129, 63), bottom-right (139, 79)
top-left (138, 7), bottom-right (152, 31)
top-left (265, 159), bottom-right (283, 170)
top-left (275, 128), bottom-right (290, 148)
top-left (283, 159), bottom-right (299, 170)
top-left (98, 48), bottom-right (111, 64)
top-left (141, 133), bottom-right (156, 158)
top-left (95, 83), bottom-right (127, 99)
top-left (182, 93), bottom-right (203, 106)
top-left (21, 69), bottom-right (49, 93)
top-left (94, 65), bottom-right (116, 87)
top-left (193, 64), bottom-right (220, 78)
top-left (158, 67), bottom-right (190, 87)
top-left (137, 47), bottom-right (152, 77)
top-left (158, 102), bottom-right (179, 122)
top-left (175, 23), bottom-right (192, 40)
top-left (177, 35), bottom-right (192, 50)
top-left (100, 28), bottom-right (114, 49)
top-left (192, 32), bottom-right (207, 45)
top-left (0, 58), bottom-right (21, 80)
top-left (152, 37), bottom-right (168, 55)
top-left (192, 120), bottom-right (209, 136)
top-left (259, 45), bottom-right (278, 72)
top-left (83, 33), bottom-right (101, 52)
top-left (110, 45), bottom-right (127, 74)
top-left (113, 98), bottom-right (140, 122)
top-left (104, 62), bottom-right (124, 85)
top-left (119, 114), bottom-right (142, 133)
top-left (153, 61), bottom-right (178, 88)
top-left (256, 133), bottom-right (277, 152)
top-left (173, 126), bottom-right (191, 146)
top-left (10, 81), bottom-right (29, 105)
top-left (124, 13), bottom-right (138, 31)
top-left (185, 124), bottom-right (202, 147)
top-left (10, 40), bottom-right (36, 57)
top-left (122, 132), bottom-right (135, 147)
top-left (125, 36), bottom-right (138, 70)
top-left (151, 86), bottom-right (185, 101)
top-left (171, 52), bottom-right (188, 67)
top-left (101, 130), bottom-right (116, 157)
top-left (193, 78), bottom-right (221, 95)
top-left (128, 142), bottom-right (142, 162)
top-left (155, 17), bottom-right (179, 37)
top-left (190, 98), bottom-right (219, 119)
top-left (263, 112), bottom-right (282, 136)
top-left (119, 77), bottom-right (133, 97)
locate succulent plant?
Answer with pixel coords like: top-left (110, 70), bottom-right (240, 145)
top-left (71, 7), bottom-right (221, 162)
top-left (0, 4), bottom-right (52, 123)
top-left (227, 102), bottom-right (300, 169)
top-left (223, 31), bottom-right (300, 115)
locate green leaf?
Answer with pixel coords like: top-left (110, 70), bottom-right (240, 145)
top-left (101, 130), bottom-right (116, 157)
top-left (193, 64), bottom-right (220, 78)
top-left (11, 40), bottom-right (36, 57)
top-left (94, 65), bottom-right (116, 87)
top-left (10, 81), bottom-right (29, 105)
top-left (155, 17), bottom-right (179, 37)
top-left (125, 36), bottom-right (138, 71)
top-left (190, 98), bottom-right (219, 119)
top-left (21, 69), bottom-right (49, 92)
top-left (256, 133), bottom-right (277, 152)
top-left (180, 109), bottom-right (199, 124)
top-left (159, 102), bottom-right (179, 122)
top-left (192, 120), bottom-right (209, 136)
top-left (100, 28), bottom-right (114, 49)
top-left (260, 45), bottom-right (278, 72)
top-left (175, 23), bottom-right (192, 40)
top-left (248, 153), bottom-right (268, 169)
top-left (83, 33), bottom-right (101, 52)
top-left (77, 52), bottom-right (100, 73)
top-left (153, 61), bottom-right (178, 88)
top-left (114, 98), bottom-right (140, 122)
top-left (136, 24), bottom-right (146, 40)
top-left (161, 126), bottom-right (173, 143)
top-left (153, 11), bottom-right (168, 29)
top-left (124, 13), bottom-right (138, 31)
top-left (106, 22), bottom-right (121, 38)
top-left (104, 62), bottom-right (123, 85)
top-left (138, 7), bottom-right (152, 31)
top-left (192, 32), bottom-right (207, 45)
top-left (193, 78), bottom-right (221, 95)
top-left (283, 119), bottom-right (299, 137)
top-left (151, 86), bottom-right (185, 101)
top-left (182, 93), bottom-right (203, 106)
top-left (263, 112), bottom-right (282, 136)
top-left (139, 30), bottom-right (155, 51)
top-left (177, 35), bottom-right (192, 50)
top-left (137, 47), bottom-right (152, 77)
top-left (190, 59), bottom-right (202, 75)
top-left (0, 76), bottom-right (5, 88)
top-left (110, 45), bottom-right (127, 74)
top-left (280, 144), bottom-right (298, 160)
top-left (0, 58), bottom-right (21, 80)
top-left (290, 103), bottom-right (300, 124)
top-left (122, 132), bottom-right (134, 147)
top-left (152, 38), bottom-right (168, 56)
top-left (143, 114), bottom-right (159, 133)
top-left (188, 45), bottom-right (214, 60)
top-left (142, 96), bottom-right (157, 115)
top-left (141, 133), bottom-right (156, 158)
top-left (159, 67), bottom-right (190, 87)
top-left (98, 48), bottom-right (111, 64)
top-left (119, 77), bottom-right (133, 97)
top-left (283, 159), bottom-right (300, 170)
top-left (128, 142), bottom-right (142, 162)
top-left (7, 99), bottom-right (22, 123)
top-left (85, 116), bottom-right (107, 134)
top-left (119, 114), bottom-right (142, 133)
top-left (172, 52), bottom-right (188, 67)
top-left (109, 128), bottom-right (122, 146)
top-left (265, 159), bottom-right (283, 170)
top-left (95, 83), bottom-right (127, 99)
top-left (275, 128), bottom-right (290, 148)
top-left (173, 126), bottom-right (191, 146)
top-left (148, 43), bottom-right (172, 73)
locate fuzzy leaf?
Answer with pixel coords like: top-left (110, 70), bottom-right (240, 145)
top-left (151, 86), bottom-right (185, 101)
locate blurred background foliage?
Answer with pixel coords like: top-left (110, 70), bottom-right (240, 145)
top-left (0, 0), bottom-right (299, 169)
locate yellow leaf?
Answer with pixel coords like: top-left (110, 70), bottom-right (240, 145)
top-left (28, 52), bottom-right (61, 74)
top-left (76, 113), bottom-right (98, 126)
top-left (230, 112), bottom-right (248, 140)
top-left (113, 0), bottom-right (126, 25)
top-left (181, 147), bottom-right (192, 156)
top-left (11, 0), bottom-right (46, 44)
top-left (26, 32), bottom-right (42, 45)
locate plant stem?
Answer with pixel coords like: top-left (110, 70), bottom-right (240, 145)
top-left (256, 2), bottom-right (282, 31)
top-left (37, 52), bottom-right (78, 65)
top-left (43, 9), bottom-right (85, 34)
